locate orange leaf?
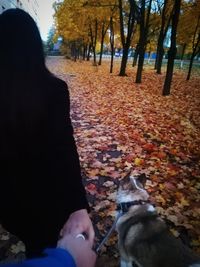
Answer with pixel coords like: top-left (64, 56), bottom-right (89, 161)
top-left (143, 143), bottom-right (155, 152)
top-left (157, 151), bottom-right (167, 159)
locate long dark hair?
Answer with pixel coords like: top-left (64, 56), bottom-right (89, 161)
top-left (0, 9), bottom-right (52, 157)
top-left (0, 8), bottom-right (47, 77)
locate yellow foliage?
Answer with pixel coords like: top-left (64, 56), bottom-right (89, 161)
top-left (54, 0), bottom-right (118, 46)
top-left (177, 0), bottom-right (200, 52)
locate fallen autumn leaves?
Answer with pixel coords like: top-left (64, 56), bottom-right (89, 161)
top-left (0, 57), bottom-right (199, 265)
top-left (49, 57), bottom-right (200, 263)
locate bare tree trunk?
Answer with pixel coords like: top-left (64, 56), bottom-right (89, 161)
top-left (118, 0), bottom-right (126, 76)
top-left (136, 0), bottom-right (152, 83)
top-left (99, 23), bottom-right (105, 66)
top-left (156, 14), bottom-right (172, 74)
top-left (186, 16), bottom-right (200, 80)
top-left (119, 0), bottom-right (138, 76)
top-left (98, 21), bottom-right (110, 66)
top-left (87, 44), bottom-right (92, 61)
top-left (187, 53), bottom-right (195, 80)
top-left (71, 42), bottom-right (77, 61)
top-left (132, 44), bottom-right (139, 67)
top-left (98, 6), bottom-right (117, 67)
top-left (155, 0), bottom-right (170, 73)
top-left (110, 16), bottom-right (115, 73)
top-left (119, 44), bottom-right (129, 76)
top-left (136, 48), bottom-right (145, 82)
top-left (163, 0), bottom-right (181, 96)
top-left (93, 19), bottom-right (98, 65)
top-left (89, 20), bottom-right (98, 66)
top-left (83, 44), bottom-right (87, 60)
top-left (156, 45), bottom-right (164, 74)
top-left (154, 48), bottom-right (158, 69)
top-left (77, 45), bottom-right (80, 60)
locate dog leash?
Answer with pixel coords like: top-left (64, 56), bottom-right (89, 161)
top-left (94, 172), bottom-right (149, 253)
top-left (94, 200), bottom-right (151, 253)
top-left (95, 210), bottom-right (123, 254)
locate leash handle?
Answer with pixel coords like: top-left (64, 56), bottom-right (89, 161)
top-left (94, 211), bottom-right (123, 254)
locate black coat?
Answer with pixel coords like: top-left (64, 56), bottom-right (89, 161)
top-left (0, 75), bottom-right (89, 256)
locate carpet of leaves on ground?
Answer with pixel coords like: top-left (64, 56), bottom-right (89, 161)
top-left (1, 57), bottom-right (200, 266)
top-left (50, 57), bottom-right (200, 264)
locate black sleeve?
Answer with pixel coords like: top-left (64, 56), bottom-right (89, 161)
top-left (46, 79), bottom-right (89, 214)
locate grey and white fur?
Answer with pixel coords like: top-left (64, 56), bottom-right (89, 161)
top-left (116, 174), bottom-right (200, 267)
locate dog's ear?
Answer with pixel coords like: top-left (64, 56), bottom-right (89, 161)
top-left (136, 173), bottom-right (147, 188)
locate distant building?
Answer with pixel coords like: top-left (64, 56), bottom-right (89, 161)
top-left (0, 0), bottom-right (39, 24)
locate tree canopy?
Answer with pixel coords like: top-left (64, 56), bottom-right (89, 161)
top-left (53, 0), bottom-right (200, 93)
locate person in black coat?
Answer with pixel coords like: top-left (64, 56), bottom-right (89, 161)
top-left (0, 9), bottom-right (94, 258)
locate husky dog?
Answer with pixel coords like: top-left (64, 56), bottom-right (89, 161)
top-left (116, 174), bottom-right (200, 267)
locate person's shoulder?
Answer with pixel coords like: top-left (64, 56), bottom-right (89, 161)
top-left (48, 74), bottom-right (68, 91)
top-left (44, 73), bottom-right (69, 99)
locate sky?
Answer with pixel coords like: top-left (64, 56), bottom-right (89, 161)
top-left (37, 0), bottom-right (55, 41)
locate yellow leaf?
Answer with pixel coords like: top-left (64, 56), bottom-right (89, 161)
top-left (159, 184), bottom-right (165, 190)
top-left (180, 197), bottom-right (190, 207)
top-left (155, 195), bottom-right (166, 205)
top-left (134, 157), bottom-right (144, 166)
top-left (170, 228), bottom-right (180, 237)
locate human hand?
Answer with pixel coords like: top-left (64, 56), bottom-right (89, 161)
top-left (60, 209), bottom-right (95, 247)
top-left (57, 234), bottom-right (96, 267)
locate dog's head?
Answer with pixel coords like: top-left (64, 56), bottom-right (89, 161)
top-left (117, 173), bottom-right (149, 205)
top-left (116, 174), bottom-right (160, 265)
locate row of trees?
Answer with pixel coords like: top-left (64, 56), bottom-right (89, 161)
top-left (53, 0), bottom-right (200, 95)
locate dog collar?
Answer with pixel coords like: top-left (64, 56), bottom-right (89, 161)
top-left (117, 200), bottom-right (150, 213)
